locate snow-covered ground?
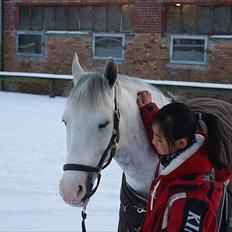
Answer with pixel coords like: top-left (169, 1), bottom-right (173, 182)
top-left (0, 91), bottom-right (122, 232)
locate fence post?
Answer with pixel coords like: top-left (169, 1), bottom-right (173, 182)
top-left (49, 79), bottom-right (55, 97)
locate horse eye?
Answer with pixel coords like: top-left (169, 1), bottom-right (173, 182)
top-left (62, 119), bottom-right (67, 126)
top-left (98, 121), bottom-right (110, 129)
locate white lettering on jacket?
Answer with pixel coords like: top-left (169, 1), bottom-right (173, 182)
top-left (184, 211), bottom-right (201, 232)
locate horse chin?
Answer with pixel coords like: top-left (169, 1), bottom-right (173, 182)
top-left (67, 198), bottom-right (89, 208)
top-left (67, 201), bottom-right (85, 207)
top-left (59, 191), bottom-right (85, 207)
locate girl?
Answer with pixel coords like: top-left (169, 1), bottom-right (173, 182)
top-left (137, 90), bottom-right (231, 232)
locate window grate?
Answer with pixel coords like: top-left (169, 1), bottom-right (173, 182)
top-left (16, 32), bottom-right (44, 56)
top-left (170, 35), bottom-right (207, 65)
top-left (92, 33), bottom-right (125, 60)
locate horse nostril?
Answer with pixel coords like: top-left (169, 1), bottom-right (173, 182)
top-left (77, 185), bottom-right (83, 195)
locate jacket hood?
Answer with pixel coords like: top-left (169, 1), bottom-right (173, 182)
top-left (158, 134), bottom-right (231, 183)
top-left (159, 134), bottom-right (207, 175)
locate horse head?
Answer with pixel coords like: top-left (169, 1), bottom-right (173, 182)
top-left (59, 53), bottom-right (170, 207)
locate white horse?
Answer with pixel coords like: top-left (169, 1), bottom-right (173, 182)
top-left (59, 53), bottom-right (170, 230)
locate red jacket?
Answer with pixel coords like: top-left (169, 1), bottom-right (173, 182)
top-left (140, 103), bottom-right (231, 232)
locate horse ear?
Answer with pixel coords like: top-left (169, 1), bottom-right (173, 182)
top-left (104, 58), bottom-right (118, 88)
top-left (72, 52), bottom-right (85, 85)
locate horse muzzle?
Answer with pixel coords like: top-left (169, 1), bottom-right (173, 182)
top-left (59, 173), bottom-right (88, 207)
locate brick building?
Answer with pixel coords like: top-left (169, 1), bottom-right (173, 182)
top-left (1, 0), bottom-right (232, 95)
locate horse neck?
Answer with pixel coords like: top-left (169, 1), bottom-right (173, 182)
top-left (114, 77), bottom-right (169, 198)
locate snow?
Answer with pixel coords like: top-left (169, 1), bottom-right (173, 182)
top-left (0, 71), bottom-right (72, 80)
top-left (143, 79), bottom-right (232, 90)
top-left (211, 35), bottom-right (232, 39)
top-left (0, 91), bottom-right (122, 232)
top-left (46, 31), bottom-right (89, 35)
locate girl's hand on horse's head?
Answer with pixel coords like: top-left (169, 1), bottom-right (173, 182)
top-left (137, 90), bottom-right (152, 108)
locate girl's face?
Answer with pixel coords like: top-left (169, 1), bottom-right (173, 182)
top-left (152, 124), bottom-right (178, 155)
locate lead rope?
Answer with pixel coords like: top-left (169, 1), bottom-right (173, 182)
top-left (80, 147), bottom-right (117, 232)
top-left (81, 209), bottom-right (87, 232)
top-left (81, 202), bottom-right (88, 232)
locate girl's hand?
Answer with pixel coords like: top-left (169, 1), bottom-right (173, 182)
top-left (137, 90), bottom-right (152, 108)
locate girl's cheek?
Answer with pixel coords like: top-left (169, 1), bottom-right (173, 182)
top-left (153, 139), bottom-right (158, 148)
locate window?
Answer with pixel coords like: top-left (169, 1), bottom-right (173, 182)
top-left (18, 6), bottom-right (30, 30)
top-left (68, 7), bottom-right (80, 30)
top-left (80, 6), bottom-right (92, 31)
top-left (197, 6), bottom-right (211, 34)
top-left (122, 5), bottom-right (134, 32)
top-left (16, 32), bottom-right (44, 56)
top-left (170, 35), bottom-right (207, 65)
top-left (56, 7), bottom-right (67, 30)
top-left (93, 6), bottom-right (106, 32)
top-left (165, 4), bottom-right (232, 35)
top-left (166, 6), bottom-right (181, 33)
top-left (31, 6), bottom-right (43, 30)
top-left (43, 7), bottom-right (55, 30)
top-left (17, 4), bottom-right (134, 32)
top-left (213, 6), bottom-right (230, 34)
top-left (108, 6), bottom-right (121, 32)
top-left (92, 33), bottom-right (125, 60)
top-left (182, 5), bottom-right (196, 33)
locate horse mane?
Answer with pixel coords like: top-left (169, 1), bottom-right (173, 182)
top-left (116, 75), bottom-right (170, 108)
top-left (67, 71), bottom-right (168, 109)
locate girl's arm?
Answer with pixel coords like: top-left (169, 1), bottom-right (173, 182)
top-left (137, 90), bottom-right (159, 149)
top-left (166, 197), bottom-right (214, 232)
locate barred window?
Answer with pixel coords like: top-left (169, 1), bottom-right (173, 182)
top-left (170, 35), bottom-right (207, 65)
top-left (16, 32), bottom-right (44, 56)
top-left (165, 4), bottom-right (232, 35)
top-left (17, 4), bottom-right (134, 32)
top-left (92, 33), bottom-right (125, 60)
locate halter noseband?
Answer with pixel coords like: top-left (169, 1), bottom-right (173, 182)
top-left (63, 87), bottom-right (120, 202)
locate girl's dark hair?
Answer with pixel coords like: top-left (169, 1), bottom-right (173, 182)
top-left (152, 102), bottom-right (224, 169)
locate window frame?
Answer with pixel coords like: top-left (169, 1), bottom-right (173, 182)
top-left (169, 34), bottom-right (208, 65)
top-left (163, 3), bottom-right (232, 35)
top-left (16, 31), bottom-right (44, 57)
top-left (16, 3), bottom-right (134, 33)
top-left (92, 33), bottom-right (125, 61)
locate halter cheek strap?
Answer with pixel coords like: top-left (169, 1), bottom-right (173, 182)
top-left (62, 93), bottom-right (120, 201)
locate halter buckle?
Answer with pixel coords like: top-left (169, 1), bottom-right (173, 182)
top-left (112, 143), bottom-right (117, 149)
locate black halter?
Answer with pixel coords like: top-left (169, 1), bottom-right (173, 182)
top-left (63, 89), bottom-right (120, 200)
top-left (62, 87), bottom-right (120, 231)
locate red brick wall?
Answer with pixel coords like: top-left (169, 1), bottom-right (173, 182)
top-left (2, 0), bottom-right (232, 97)
top-left (134, 2), bottom-right (163, 33)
